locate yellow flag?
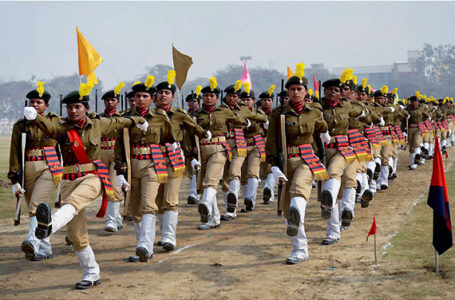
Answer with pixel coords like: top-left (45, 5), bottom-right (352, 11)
top-left (287, 66), bottom-right (294, 79)
top-left (77, 27), bottom-right (103, 84)
top-left (172, 45), bottom-right (193, 90)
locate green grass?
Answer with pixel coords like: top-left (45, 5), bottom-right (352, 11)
top-left (376, 166), bottom-right (455, 299)
top-left (0, 136), bottom-right (16, 219)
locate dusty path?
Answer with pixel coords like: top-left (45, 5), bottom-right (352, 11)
top-left (0, 147), bottom-right (452, 299)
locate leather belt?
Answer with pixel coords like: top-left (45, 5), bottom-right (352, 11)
top-left (100, 140), bottom-right (116, 148)
top-left (63, 163), bottom-right (96, 174)
top-left (201, 136), bottom-right (227, 144)
top-left (132, 145), bottom-right (167, 155)
top-left (287, 145), bottom-right (301, 155)
top-left (27, 148), bottom-right (45, 157)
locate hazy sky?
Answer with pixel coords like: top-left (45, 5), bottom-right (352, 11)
top-left (1, 1), bottom-right (454, 88)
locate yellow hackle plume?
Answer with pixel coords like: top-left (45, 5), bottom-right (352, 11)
top-left (295, 62), bottom-right (305, 79)
top-left (308, 89), bottom-right (313, 96)
top-left (367, 84), bottom-right (372, 92)
top-left (114, 82), bottom-right (125, 96)
top-left (268, 85), bottom-right (276, 97)
top-left (340, 68), bottom-right (353, 84)
top-left (79, 81), bottom-right (94, 98)
top-left (315, 91), bottom-right (320, 99)
top-left (361, 78), bottom-right (367, 88)
top-left (416, 91), bottom-right (421, 99)
top-left (243, 82), bottom-right (251, 95)
top-left (133, 81), bottom-right (141, 86)
top-left (36, 81), bottom-right (45, 97)
top-left (167, 70), bottom-right (176, 85)
top-left (195, 85), bottom-right (202, 97)
top-left (380, 85), bottom-right (388, 95)
top-left (209, 77), bottom-right (217, 91)
top-left (392, 88), bottom-right (398, 95)
top-left (145, 75), bottom-right (155, 90)
top-left (451, 97), bottom-right (454, 102)
top-left (234, 80), bottom-right (242, 93)
top-left (352, 75), bottom-right (357, 85)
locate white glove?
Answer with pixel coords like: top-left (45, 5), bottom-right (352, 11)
top-left (136, 120), bottom-right (149, 132)
top-left (399, 105), bottom-right (405, 110)
top-left (263, 120), bottom-right (269, 130)
top-left (191, 158), bottom-right (201, 171)
top-left (245, 119), bottom-right (251, 128)
top-left (169, 142), bottom-right (179, 152)
top-left (271, 166), bottom-right (288, 183)
top-left (403, 132), bottom-right (407, 139)
top-left (24, 107), bottom-right (37, 120)
top-left (205, 130), bottom-right (212, 140)
top-left (379, 117), bottom-right (385, 126)
top-left (320, 131), bottom-right (331, 145)
top-left (389, 107), bottom-right (395, 113)
top-left (12, 183), bottom-right (25, 197)
top-left (357, 110), bottom-right (366, 118)
top-left (117, 175), bottom-right (129, 192)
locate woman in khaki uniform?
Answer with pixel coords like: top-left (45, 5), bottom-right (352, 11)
top-left (27, 83), bottom-right (145, 289)
top-left (8, 82), bottom-right (61, 261)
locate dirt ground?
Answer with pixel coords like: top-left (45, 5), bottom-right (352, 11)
top-left (0, 147), bottom-right (452, 300)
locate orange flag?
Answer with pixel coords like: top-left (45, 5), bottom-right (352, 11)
top-left (76, 27), bottom-right (103, 84)
top-left (366, 217), bottom-right (377, 241)
top-left (287, 66), bottom-right (294, 79)
top-left (172, 45), bottom-right (193, 90)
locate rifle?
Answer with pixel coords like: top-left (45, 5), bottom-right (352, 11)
top-left (95, 89), bottom-right (98, 113)
top-left (316, 135), bottom-right (326, 202)
top-left (54, 143), bottom-right (63, 208)
top-left (276, 78), bottom-right (285, 216)
top-left (59, 94), bottom-right (63, 116)
top-left (14, 100), bottom-right (28, 225)
top-left (277, 114), bottom-right (287, 216)
top-left (122, 127), bottom-right (132, 220)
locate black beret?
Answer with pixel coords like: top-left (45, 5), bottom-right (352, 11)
top-left (26, 90), bottom-right (51, 103)
top-left (373, 90), bottom-right (384, 97)
top-left (259, 91), bottom-right (273, 99)
top-left (185, 93), bottom-right (201, 102)
top-left (224, 84), bottom-right (243, 95)
top-left (127, 91), bottom-right (135, 99)
top-left (240, 90), bottom-right (255, 99)
top-left (278, 90), bottom-right (288, 97)
top-left (409, 96), bottom-right (418, 102)
top-left (132, 83), bottom-right (156, 96)
top-left (201, 85), bottom-right (221, 96)
top-left (322, 78), bottom-right (342, 89)
top-left (156, 81), bottom-right (177, 94)
top-left (285, 76), bottom-right (308, 89)
top-left (419, 98), bottom-right (426, 104)
top-left (62, 90), bottom-right (89, 105)
top-left (102, 90), bottom-right (118, 100)
top-left (357, 85), bottom-right (369, 93)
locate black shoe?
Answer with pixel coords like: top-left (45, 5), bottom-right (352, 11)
top-left (320, 206), bottom-right (331, 219)
top-left (128, 255), bottom-right (139, 262)
top-left (32, 253), bottom-right (54, 261)
top-left (65, 236), bottom-right (73, 246)
top-left (198, 203), bottom-right (209, 220)
top-left (200, 215), bottom-right (208, 223)
top-left (373, 163), bottom-right (381, 180)
top-left (263, 187), bottom-right (272, 204)
top-left (415, 153), bottom-right (421, 165)
top-left (362, 189), bottom-right (373, 202)
top-left (21, 240), bottom-right (36, 260)
top-left (390, 173), bottom-right (397, 180)
top-left (341, 210), bottom-right (353, 227)
top-left (442, 146), bottom-right (447, 155)
top-left (226, 192), bottom-right (237, 213)
top-left (366, 169), bottom-right (372, 182)
top-left (220, 215), bottom-right (236, 221)
top-left (239, 208), bottom-right (249, 213)
top-left (136, 247), bottom-right (152, 262)
top-left (35, 203), bottom-right (52, 240)
top-left (320, 190), bottom-right (333, 210)
top-left (187, 196), bottom-right (198, 205)
top-left (162, 242), bottom-right (175, 252)
top-left (157, 241), bottom-right (163, 246)
top-left (75, 279), bottom-right (101, 290)
top-left (286, 207), bottom-right (300, 237)
top-left (322, 237), bottom-right (339, 245)
top-left (244, 198), bottom-right (254, 211)
top-left (380, 184), bottom-right (388, 190)
top-left (285, 256), bottom-right (309, 265)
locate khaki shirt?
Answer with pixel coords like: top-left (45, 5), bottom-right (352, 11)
top-left (32, 113), bottom-right (143, 166)
top-left (194, 105), bottom-right (246, 136)
top-left (159, 107), bottom-right (206, 143)
top-left (8, 112), bottom-right (60, 183)
top-left (98, 109), bottom-right (123, 140)
top-left (409, 107), bottom-right (430, 125)
top-left (321, 98), bottom-right (363, 136)
top-left (243, 107), bottom-right (268, 139)
top-left (266, 103), bottom-right (328, 166)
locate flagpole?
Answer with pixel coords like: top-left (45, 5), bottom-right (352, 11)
top-left (435, 250), bottom-right (439, 274)
top-left (374, 233), bottom-right (377, 265)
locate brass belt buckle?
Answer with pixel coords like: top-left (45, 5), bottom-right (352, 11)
top-left (34, 149), bottom-right (38, 157)
top-left (74, 163), bottom-right (80, 173)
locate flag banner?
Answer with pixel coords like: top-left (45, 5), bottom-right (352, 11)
top-left (287, 66), bottom-right (294, 79)
top-left (313, 73), bottom-right (319, 92)
top-left (172, 45), bottom-right (193, 90)
top-left (427, 137), bottom-right (453, 255)
top-left (76, 27), bottom-right (103, 85)
top-left (240, 59), bottom-right (252, 88)
top-left (366, 217), bottom-right (376, 241)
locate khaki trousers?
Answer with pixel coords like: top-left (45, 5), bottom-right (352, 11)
top-left (100, 148), bottom-right (123, 202)
top-left (130, 158), bottom-right (160, 223)
top-left (380, 137), bottom-right (393, 166)
top-left (222, 139), bottom-right (246, 191)
top-left (326, 148), bottom-right (357, 189)
top-left (240, 145), bottom-right (261, 185)
top-left (156, 157), bottom-right (184, 214)
top-left (24, 160), bottom-right (56, 216)
top-left (62, 173), bottom-right (103, 251)
top-left (281, 157), bottom-right (313, 216)
top-left (200, 144), bottom-right (227, 190)
top-left (408, 127), bottom-right (423, 153)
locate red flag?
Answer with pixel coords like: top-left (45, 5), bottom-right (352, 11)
top-left (427, 137), bottom-right (453, 255)
top-left (313, 73), bottom-right (319, 93)
top-left (366, 217), bottom-right (377, 241)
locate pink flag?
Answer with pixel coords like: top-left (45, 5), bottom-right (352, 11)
top-left (240, 59), bottom-right (252, 88)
